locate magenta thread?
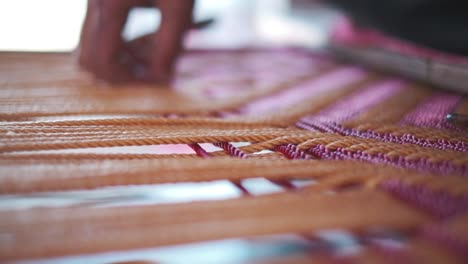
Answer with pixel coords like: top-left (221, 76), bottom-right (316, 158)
top-left (239, 66), bottom-right (367, 115)
top-left (297, 85), bottom-right (466, 153)
top-left (188, 143), bottom-right (211, 158)
top-left (400, 93), bottom-right (462, 130)
top-left (307, 145), bottom-right (467, 177)
top-left (189, 143), bottom-right (250, 195)
top-left (213, 142), bottom-right (248, 159)
top-left (213, 142), bottom-right (297, 190)
top-left (274, 144), bottom-right (311, 160)
top-left (301, 79), bottom-right (406, 124)
top-left (297, 121), bottom-right (467, 152)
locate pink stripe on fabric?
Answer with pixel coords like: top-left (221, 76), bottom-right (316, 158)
top-left (297, 122), bottom-right (468, 152)
top-left (301, 79), bottom-right (406, 124)
top-left (240, 66), bottom-right (368, 115)
top-left (296, 83), bottom-right (467, 152)
top-left (400, 93), bottom-right (461, 129)
top-left (308, 145), bottom-right (468, 177)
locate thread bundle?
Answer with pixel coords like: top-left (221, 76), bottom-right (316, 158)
top-left (0, 49), bottom-right (467, 263)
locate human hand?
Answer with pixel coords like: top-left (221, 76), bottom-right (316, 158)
top-left (78, 0), bottom-right (194, 84)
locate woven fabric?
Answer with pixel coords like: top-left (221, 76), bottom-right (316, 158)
top-left (0, 49), bottom-right (467, 263)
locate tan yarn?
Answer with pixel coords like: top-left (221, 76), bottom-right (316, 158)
top-left (0, 51), bottom-right (467, 263)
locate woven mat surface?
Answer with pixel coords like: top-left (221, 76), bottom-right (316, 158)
top-left (0, 49), bottom-right (467, 263)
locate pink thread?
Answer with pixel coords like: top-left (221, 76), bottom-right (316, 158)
top-left (188, 143), bottom-right (211, 158)
top-left (400, 93), bottom-right (462, 130)
top-left (297, 88), bottom-right (466, 152)
top-left (189, 143), bottom-right (250, 195)
top-left (213, 142), bottom-right (248, 159)
top-left (297, 121), bottom-right (467, 152)
top-left (274, 144), bottom-right (311, 160)
top-left (300, 79), bottom-right (406, 124)
top-left (240, 66), bottom-right (367, 115)
top-left (213, 142), bottom-right (297, 190)
top-left (308, 145), bottom-right (468, 177)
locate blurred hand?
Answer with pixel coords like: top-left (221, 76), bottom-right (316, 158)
top-left (78, 0), bottom-right (194, 84)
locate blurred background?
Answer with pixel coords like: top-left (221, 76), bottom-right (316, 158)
top-left (0, 0), bottom-right (338, 52)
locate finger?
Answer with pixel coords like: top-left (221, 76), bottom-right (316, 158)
top-left (91, 0), bottom-right (131, 81)
top-left (133, 0), bottom-right (157, 8)
top-left (148, 0), bottom-right (195, 83)
top-left (77, 0), bottom-right (99, 71)
top-left (124, 17), bottom-right (214, 65)
top-left (125, 33), bottom-right (154, 66)
top-left (125, 14), bottom-right (214, 62)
